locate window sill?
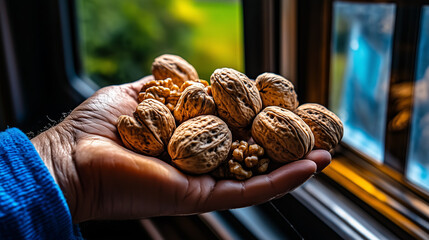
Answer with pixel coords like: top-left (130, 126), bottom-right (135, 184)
top-left (309, 148), bottom-right (429, 239)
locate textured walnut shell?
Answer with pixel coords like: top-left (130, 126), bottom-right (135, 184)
top-left (255, 73), bottom-right (299, 110)
top-left (173, 84), bottom-right (216, 124)
top-left (251, 106), bottom-right (314, 163)
top-left (117, 99), bottom-right (176, 156)
top-left (295, 103), bottom-right (343, 151)
top-left (152, 54), bottom-right (199, 87)
top-left (211, 68), bottom-right (262, 128)
top-left (168, 115), bottom-right (232, 174)
top-left (180, 79), bottom-right (209, 92)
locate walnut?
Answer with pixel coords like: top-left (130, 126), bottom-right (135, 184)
top-left (139, 78), bottom-right (211, 112)
top-left (168, 115), bottom-right (232, 174)
top-left (211, 159), bottom-right (252, 180)
top-left (248, 143), bottom-right (264, 157)
top-left (244, 156), bottom-right (258, 168)
top-left (173, 84), bottom-right (216, 124)
top-left (228, 160), bottom-right (253, 180)
top-left (231, 140), bottom-right (248, 161)
top-left (152, 54), bottom-right (199, 87)
top-left (255, 73), bottom-right (299, 110)
top-left (140, 78), bottom-right (175, 93)
top-left (231, 141), bottom-right (268, 170)
top-left (139, 86), bottom-right (171, 104)
top-left (166, 90), bottom-right (181, 111)
top-left (206, 85), bottom-right (212, 96)
top-left (232, 148), bottom-right (244, 161)
top-left (117, 99), bottom-right (176, 156)
top-left (251, 106), bottom-right (314, 163)
top-left (138, 78), bottom-right (182, 111)
top-left (180, 79), bottom-right (209, 92)
top-left (295, 103), bottom-right (343, 151)
top-left (211, 68), bottom-right (262, 129)
top-left (211, 140), bottom-right (270, 180)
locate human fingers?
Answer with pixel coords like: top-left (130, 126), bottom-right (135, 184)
top-left (72, 138), bottom-right (185, 222)
top-left (188, 160), bottom-right (316, 213)
top-left (305, 150), bottom-right (332, 172)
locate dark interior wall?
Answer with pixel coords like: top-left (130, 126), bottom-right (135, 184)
top-left (0, 0), bottom-right (84, 133)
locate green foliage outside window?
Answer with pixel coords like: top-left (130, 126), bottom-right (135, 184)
top-left (78, 0), bottom-right (243, 87)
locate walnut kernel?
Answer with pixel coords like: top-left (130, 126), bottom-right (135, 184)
top-left (139, 86), bottom-right (171, 104)
top-left (180, 79), bottom-right (209, 92)
top-left (229, 160), bottom-right (253, 180)
top-left (211, 140), bottom-right (270, 180)
top-left (138, 78), bottom-right (183, 111)
top-left (140, 78), bottom-right (175, 92)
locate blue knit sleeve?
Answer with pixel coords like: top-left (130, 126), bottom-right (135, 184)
top-left (0, 128), bottom-right (82, 239)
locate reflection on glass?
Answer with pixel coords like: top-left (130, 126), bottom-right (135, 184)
top-left (330, 2), bottom-right (396, 162)
top-left (77, 0), bottom-right (243, 86)
top-left (407, 6), bottom-right (429, 192)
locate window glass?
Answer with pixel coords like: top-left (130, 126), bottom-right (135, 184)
top-left (407, 6), bottom-right (429, 192)
top-left (330, 2), bottom-right (396, 162)
top-left (77, 0), bottom-right (243, 87)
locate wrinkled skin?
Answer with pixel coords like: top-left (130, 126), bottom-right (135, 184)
top-left (31, 76), bottom-right (331, 223)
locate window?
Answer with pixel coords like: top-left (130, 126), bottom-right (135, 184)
top-left (328, 1), bottom-right (429, 196)
top-left (330, 2), bottom-right (396, 162)
top-left (74, 0), bottom-right (429, 238)
top-left (407, 6), bottom-right (429, 192)
top-left (273, 0), bottom-right (429, 238)
top-left (1, 0), bottom-right (428, 238)
top-left (77, 0), bottom-right (244, 87)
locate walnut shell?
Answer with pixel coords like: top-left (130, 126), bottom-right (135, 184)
top-left (152, 54), bottom-right (199, 87)
top-left (168, 115), bottom-right (232, 174)
top-left (180, 79), bottom-right (209, 92)
top-left (211, 68), bottom-right (262, 128)
top-left (117, 99), bottom-right (176, 156)
top-left (251, 106), bottom-right (314, 163)
top-left (173, 84), bottom-right (216, 124)
top-left (295, 103), bottom-right (343, 151)
top-left (255, 73), bottom-right (299, 110)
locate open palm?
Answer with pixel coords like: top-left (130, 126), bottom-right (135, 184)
top-left (33, 76), bottom-right (331, 223)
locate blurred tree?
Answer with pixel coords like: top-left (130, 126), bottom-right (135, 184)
top-left (78, 0), bottom-right (243, 86)
top-left (78, 0), bottom-right (197, 86)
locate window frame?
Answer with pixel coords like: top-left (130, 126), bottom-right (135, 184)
top-left (68, 0), bottom-right (428, 238)
top-left (59, 0), bottom-right (97, 99)
top-left (244, 0), bottom-right (429, 238)
top-left (2, 0), bottom-right (428, 238)
top-left (0, 0), bottom-right (96, 133)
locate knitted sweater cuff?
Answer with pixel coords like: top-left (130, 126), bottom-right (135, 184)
top-left (0, 128), bottom-right (82, 239)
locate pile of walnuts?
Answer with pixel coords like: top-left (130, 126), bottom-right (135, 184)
top-left (117, 54), bottom-right (344, 180)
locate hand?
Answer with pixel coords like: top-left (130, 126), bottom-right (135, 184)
top-left (31, 76), bottom-right (331, 223)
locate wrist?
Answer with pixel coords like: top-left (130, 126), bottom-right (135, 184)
top-left (31, 120), bottom-right (80, 220)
